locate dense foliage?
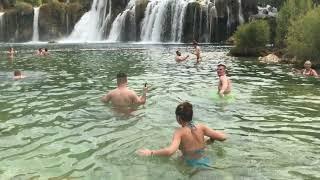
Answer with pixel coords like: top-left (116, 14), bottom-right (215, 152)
top-left (233, 20), bottom-right (270, 48)
top-left (287, 7), bottom-right (320, 61)
top-left (275, 0), bottom-right (313, 47)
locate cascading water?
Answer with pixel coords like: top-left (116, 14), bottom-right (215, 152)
top-left (0, 12), bottom-right (4, 41)
top-left (238, 0), bottom-right (244, 24)
top-left (32, 7), bottom-right (40, 42)
top-left (66, 0), bottom-right (109, 42)
top-left (61, 0), bottom-right (247, 43)
top-left (141, 0), bottom-right (188, 42)
top-left (107, 0), bottom-right (135, 42)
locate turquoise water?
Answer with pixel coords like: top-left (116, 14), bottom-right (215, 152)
top-left (0, 43), bottom-right (319, 179)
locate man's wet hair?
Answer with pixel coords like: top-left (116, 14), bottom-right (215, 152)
top-left (117, 72), bottom-right (127, 85)
top-left (175, 102), bottom-right (193, 122)
top-left (176, 51), bottom-right (181, 56)
top-left (14, 70), bottom-right (21, 76)
top-left (45, 48), bottom-right (48, 52)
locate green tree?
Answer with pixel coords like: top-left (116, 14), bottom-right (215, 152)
top-left (287, 6), bottom-right (320, 62)
top-left (234, 20), bottom-right (270, 48)
top-left (275, 0), bottom-right (313, 47)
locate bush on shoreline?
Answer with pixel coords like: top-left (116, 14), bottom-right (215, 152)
top-left (287, 6), bottom-right (320, 63)
top-left (275, 0), bottom-right (313, 47)
top-left (230, 20), bottom-right (270, 57)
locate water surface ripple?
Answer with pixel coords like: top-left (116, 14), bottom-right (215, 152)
top-left (0, 44), bottom-right (319, 179)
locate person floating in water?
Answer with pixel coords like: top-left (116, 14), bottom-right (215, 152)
top-left (7, 47), bottom-right (15, 58)
top-left (101, 72), bottom-right (147, 106)
top-left (175, 50), bottom-right (189, 62)
top-left (293, 60), bottom-right (318, 77)
top-left (13, 70), bottom-right (26, 80)
top-left (138, 102), bottom-right (227, 169)
top-left (192, 40), bottom-right (201, 64)
top-left (217, 63), bottom-right (232, 97)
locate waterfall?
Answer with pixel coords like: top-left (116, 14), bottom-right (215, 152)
top-left (238, 0), bottom-right (244, 24)
top-left (107, 0), bottom-right (135, 42)
top-left (0, 12), bottom-right (4, 40)
top-left (66, 0), bottom-right (109, 42)
top-left (141, 0), bottom-right (188, 42)
top-left (32, 7), bottom-right (40, 42)
top-left (58, 0), bottom-right (247, 43)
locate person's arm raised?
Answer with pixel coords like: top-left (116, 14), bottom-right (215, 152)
top-left (132, 85), bottom-right (147, 105)
top-left (138, 131), bottom-right (181, 156)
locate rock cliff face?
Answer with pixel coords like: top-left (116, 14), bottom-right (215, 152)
top-left (0, 0), bottom-right (258, 42)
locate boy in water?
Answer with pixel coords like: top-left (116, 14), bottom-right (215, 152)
top-left (175, 50), bottom-right (189, 62)
top-left (217, 63), bottom-right (232, 97)
top-left (138, 102), bottom-right (227, 168)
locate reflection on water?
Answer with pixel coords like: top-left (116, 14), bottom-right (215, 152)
top-left (0, 43), bottom-right (319, 179)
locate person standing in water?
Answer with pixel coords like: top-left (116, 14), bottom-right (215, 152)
top-left (138, 102), bottom-right (227, 168)
top-left (175, 50), bottom-right (189, 62)
top-left (192, 40), bottom-right (201, 64)
top-left (217, 63), bottom-right (232, 97)
top-left (7, 47), bottom-right (15, 58)
top-left (101, 72), bottom-right (148, 106)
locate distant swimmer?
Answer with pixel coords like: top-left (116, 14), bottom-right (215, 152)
top-left (43, 48), bottom-right (49, 56)
top-left (138, 102), bottom-right (227, 169)
top-left (217, 63), bottom-right (232, 97)
top-left (36, 48), bottom-right (43, 56)
top-left (293, 60), bottom-right (318, 77)
top-left (13, 70), bottom-right (26, 80)
top-left (175, 50), bottom-right (189, 62)
top-left (192, 40), bottom-right (201, 64)
top-left (101, 72), bottom-right (148, 106)
top-left (7, 47), bottom-right (15, 57)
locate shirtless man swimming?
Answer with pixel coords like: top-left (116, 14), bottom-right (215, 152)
top-left (217, 63), bottom-right (232, 97)
top-left (7, 47), bottom-right (15, 58)
top-left (193, 40), bottom-right (201, 64)
top-left (175, 50), bottom-right (189, 62)
top-left (101, 72), bottom-right (147, 106)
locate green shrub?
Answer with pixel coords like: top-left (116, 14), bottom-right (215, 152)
top-left (16, 0), bottom-right (42, 6)
top-left (287, 6), bottom-right (320, 62)
top-left (233, 20), bottom-right (270, 48)
top-left (275, 0), bottom-right (313, 47)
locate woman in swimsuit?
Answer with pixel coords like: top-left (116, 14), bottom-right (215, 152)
top-left (302, 61), bottom-right (318, 77)
top-left (138, 102), bottom-right (227, 168)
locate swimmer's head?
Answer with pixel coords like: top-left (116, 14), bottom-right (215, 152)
top-left (9, 47), bottom-right (13, 51)
top-left (117, 72), bottom-right (127, 86)
top-left (217, 63), bottom-right (227, 76)
top-left (176, 51), bottom-right (181, 56)
top-left (175, 102), bottom-right (193, 123)
top-left (45, 48), bottom-right (48, 52)
top-left (14, 70), bottom-right (21, 76)
top-left (38, 48), bottom-right (42, 52)
top-left (192, 40), bottom-right (198, 46)
top-left (304, 60), bottom-right (312, 69)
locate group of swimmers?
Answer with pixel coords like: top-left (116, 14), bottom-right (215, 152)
top-left (7, 47), bottom-right (49, 57)
top-left (6, 43), bottom-right (319, 169)
top-left (7, 47), bottom-right (50, 80)
top-left (100, 60), bottom-right (231, 168)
